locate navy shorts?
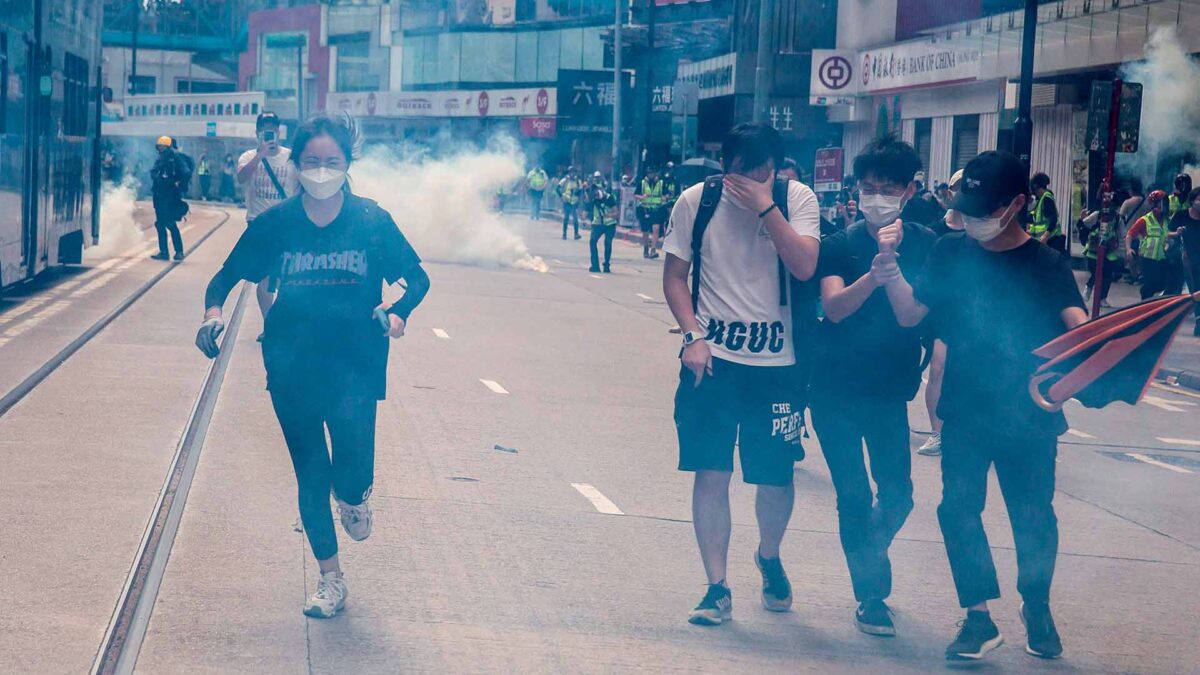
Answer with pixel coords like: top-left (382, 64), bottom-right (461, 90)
top-left (638, 206), bottom-right (667, 233)
top-left (674, 358), bottom-right (803, 486)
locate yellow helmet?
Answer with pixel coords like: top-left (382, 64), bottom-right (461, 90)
top-left (156, 135), bottom-right (173, 147)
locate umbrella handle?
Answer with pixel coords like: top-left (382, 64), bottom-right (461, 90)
top-left (1029, 372), bottom-right (1064, 412)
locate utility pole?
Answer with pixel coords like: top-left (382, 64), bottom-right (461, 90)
top-left (296, 42), bottom-right (304, 122)
top-left (129, 0), bottom-right (139, 96)
top-left (642, 0), bottom-right (654, 169)
top-left (751, 0), bottom-right (773, 123)
top-left (1012, 0), bottom-right (1038, 172)
top-left (612, 0), bottom-right (622, 183)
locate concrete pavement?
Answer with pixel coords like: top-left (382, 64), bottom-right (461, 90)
top-left (2, 209), bottom-right (1198, 672)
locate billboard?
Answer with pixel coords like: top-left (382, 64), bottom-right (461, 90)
top-left (557, 70), bottom-right (632, 134)
top-left (814, 148), bottom-right (844, 194)
top-left (325, 88), bottom-right (555, 118)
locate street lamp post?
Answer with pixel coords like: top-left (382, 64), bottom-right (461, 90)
top-left (612, 0), bottom-right (623, 184)
top-left (751, 0), bottom-right (773, 124)
top-left (1012, 0), bottom-right (1038, 173)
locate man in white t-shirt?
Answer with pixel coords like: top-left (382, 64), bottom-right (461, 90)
top-left (237, 112), bottom-right (299, 330)
top-left (662, 123), bottom-right (820, 626)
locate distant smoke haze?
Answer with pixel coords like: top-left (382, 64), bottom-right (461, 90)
top-left (348, 135), bottom-right (548, 273)
top-left (1117, 27), bottom-right (1200, 187)
top-left (87, 177), bottom-right (148, 259)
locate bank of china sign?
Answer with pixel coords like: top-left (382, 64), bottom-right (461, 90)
top-left (810, 41), bottom-right (981, 106)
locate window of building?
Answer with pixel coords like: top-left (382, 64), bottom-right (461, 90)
top-left (437, 33), bottom-right (461, 84)
top-left (177, 80), bottom-right (235, 94)
top-left (536, 30), bottom-right (560, 81)
top-left (130, 74), bottom-right (155, 95)
top-left (914, 118), bottom-right (932, 177)
top-left (460, 32), bottom-right (515, 83)
top-left (559, 28), bottom-right (583, 70)
top-left (951, 114), bottom-right (980, 176)
top-left (260, 33), bottom-right (308, 96)
top-left (334, 34), bottom-right (381, 92)
top-left (63, 52), bottom-right (91, 136)
top-left (515, 31), bottom-right (538, 82)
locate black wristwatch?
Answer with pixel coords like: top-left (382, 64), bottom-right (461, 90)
top-left (682, 330), bottom-right (704, 346)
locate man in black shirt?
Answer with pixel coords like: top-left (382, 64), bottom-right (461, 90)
top-left (887, 151), bottom-right (1088, 662)
top-left (1170, 186), bottom-right (1200, 335)
top-left (810, 137), bottom-right (934, 637)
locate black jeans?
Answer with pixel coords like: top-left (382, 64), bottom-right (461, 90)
top-left (198, 174), bottom-right (211, 199)
top-left (271, 391), bottom-right (377, 561)
top-left (529, 190), bottom-right (543, 219)
top-left (589, 224), bottom-right (615, 269)
top-left (938, 424), bottom-right (1058, 608)
top-left (1140, 258), bottom-right (1168, 299)
top-left (1085, 257), bottom-right (1116, 300)
top-left (1164, 256), bottom-right (1186, 296)
top-left (811, 394), bottom-right (914, 602)
top-left (152, 205), bottom-right (184, 256)
top-left (562, 204), bottom-right (580, 237)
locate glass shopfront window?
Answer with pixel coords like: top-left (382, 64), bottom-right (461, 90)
top-left (402, 24), bottom-right (606, 87)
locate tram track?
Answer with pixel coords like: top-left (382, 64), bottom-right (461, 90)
top-left (90, 280), bottom-right (250, 675)
top-left (0, 207), bottom-right (231, 418)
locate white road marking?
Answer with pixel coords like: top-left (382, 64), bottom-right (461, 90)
top-left (479, 379), bottom-right (509, 394)
top-left (1142, 395), bottom-right (1189, 413)
top-left (1065, 429), bottom-right (1097, 439)
top-left (570, 483), bottom-right (624, 515)
top-left (1126, 453), bottom-right (1193, 474)
top-left (636, 292), bottom-right (654, 301)
top-left (1157, 437), bottom-right (1200, 447)
top-left (590, 274), bottom-right (603, 279)
top-left (432, 328), bottom-right (451, 339)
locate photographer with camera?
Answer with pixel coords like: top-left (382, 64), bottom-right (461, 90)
top-left (238, 112), bottom-right (300, 334)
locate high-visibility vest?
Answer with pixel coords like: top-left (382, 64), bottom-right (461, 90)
top-left (641, 178), bottom-right (664, 208)
top-left (1084, 224), bottom-right (1119, 261)
top-left (1169, 194), bottom-right (1186, 220)
top-left (528, 170), bottom-right (547, 190)
top-left (1029, 190), bottom-right (1058, 237)
top-left (1138, 212), bottom-right (1167, 261)
top-left (561, 179), bottom-right (580, 205)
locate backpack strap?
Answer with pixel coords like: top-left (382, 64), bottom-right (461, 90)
top-left (261, 158), bottom-right (289, 200)
top-left (773, 177), bottom-right (791, 307)
top-left (690, 174), bottom-right (725, 312)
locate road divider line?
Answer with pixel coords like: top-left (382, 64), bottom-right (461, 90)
top-left (432, 328), bottom-right (451, 339)
top-left (1127, 453), bottom-right (1193, 474)
top-left (1157, 437), bottom-right (1200, 447)
top-left (480, 379), bottom-right (509, 394)
top-left (571, 483), bottom-right (624, 515)
top-left (1142, 396), bottom-right (1187, 413)
top-left (636, 292), bottom-right (654, 301)
top-left (1065, 429), bottom-right (1096, 439)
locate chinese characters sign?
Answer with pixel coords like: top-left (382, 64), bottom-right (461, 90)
top-left (557, 70), bottom-right (633, 134)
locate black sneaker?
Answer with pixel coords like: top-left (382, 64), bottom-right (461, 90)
top-left (602, 265), bottom-right (611, 273)
top-left (856, 599), bottom-right (896, 637)
top-left (688, 583), bottom-right (732, 626)
top-left (755, 551), bottom-right (793, 612)
top-left (1020, 602), bottom-right (1063, 659)
top-left (589, 265), bottom-right (601, 273)
top-left (574, 234), bottom-right (582, 240)
top-left (173, 251), bottom-right (185, 261)
top-left (946, 610), bottom-right (1004, 661)
top-left (151, 252), bottom-right (169, 261)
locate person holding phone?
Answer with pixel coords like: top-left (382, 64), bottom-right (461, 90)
top-left (196, 115), bottom-right (430, 619)
top-left (238, 112), bottom-right (300, 334)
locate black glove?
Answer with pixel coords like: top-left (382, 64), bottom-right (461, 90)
top-left (195, 317), bottom-right (225, 359)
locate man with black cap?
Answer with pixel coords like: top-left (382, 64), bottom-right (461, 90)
top-left (886, 151), bottom-right (1088, 662)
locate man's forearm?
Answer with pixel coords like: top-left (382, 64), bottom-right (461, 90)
top-left (885, 276), bottom-right (928, 327)
top-left (236, 154), bottom-right (261, 184)
top-left (823, 275), bottom-right (877, 323)
top-left (664, 273), bottom-right (701, 333)
top-left (762, 209), bottom-right (818, 280)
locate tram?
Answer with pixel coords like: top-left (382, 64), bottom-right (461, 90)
top-left (0, 0), bottom-right (102, 291)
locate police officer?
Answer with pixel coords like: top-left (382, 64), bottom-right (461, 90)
top-left (1029, 173), bottom-right (1064, 255)
top-left (636, 165), bottom-right (667, 259)
top-left (557, 167), bottom-right (582, 240)
top-left (526, 165), bottom-right (549, 220)
top-left (149, 135), bottom-right (187, 261)
top-left (587, 176), bottom-right (619, 273)
top-left (1126, 190), bottom-right (1176, 300)
top-left (1079, 208), bottom-right (1119, 308)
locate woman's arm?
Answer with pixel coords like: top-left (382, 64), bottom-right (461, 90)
top-left (386, 264), bottom-right (430, 322)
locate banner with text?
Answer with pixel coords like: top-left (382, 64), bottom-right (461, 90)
top-left (810, 41), bottom-right (981, 104)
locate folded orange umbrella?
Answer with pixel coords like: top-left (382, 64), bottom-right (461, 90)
top-left (1029, 292), bottom-right (1198, 411)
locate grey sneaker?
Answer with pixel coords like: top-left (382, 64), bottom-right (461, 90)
top-left (336, 494), bottom-right (373, 541)
top-left (917, 432), bottom-right (942, 456)
top-left (304, 571), bottom-right (347, 618)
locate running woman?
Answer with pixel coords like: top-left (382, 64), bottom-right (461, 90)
top-left (195, 116), bottom-right (430, 618)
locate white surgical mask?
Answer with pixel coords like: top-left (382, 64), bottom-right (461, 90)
top-left (299, 167), bottom-right (347, 200)
top-left (858, 193), bottom-right (904, 226)
top-left (961, 214), bottom-right (1006, 242)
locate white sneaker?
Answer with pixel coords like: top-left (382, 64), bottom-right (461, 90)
top-left (917, 433), bottom-right (942, 456)
top-left (336, 495), bottom-right (373, 541)
top-left (304, 571), bottom-right (347, 618)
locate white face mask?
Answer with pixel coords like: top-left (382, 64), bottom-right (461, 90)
top-left (299, 167), bottom-right (347, 200)
top-left (962, 202), bottom-right (1018, 243)
top-left (858, 193), bottom-right (904, 226)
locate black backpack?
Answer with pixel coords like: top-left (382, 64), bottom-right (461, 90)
top-left (688, 175), bottom-right (819, 352)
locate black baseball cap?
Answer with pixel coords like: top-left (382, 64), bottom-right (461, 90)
top-left (256, 112), bottom-right (281, 131)
top-left (953, 151), bottom-right (1028, 218)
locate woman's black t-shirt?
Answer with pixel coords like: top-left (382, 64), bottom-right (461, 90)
top-left (205, 194), bottom-right (427, 401)
top-left (913, 233), bottom-right (1085, 438)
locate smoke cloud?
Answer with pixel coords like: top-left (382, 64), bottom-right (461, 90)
top-left (86, 177), bottom-right (149, 260)
top-left (348, 136), bottom-right (548, 273)
top-left (1117, 27), bottom-right (1200, 185)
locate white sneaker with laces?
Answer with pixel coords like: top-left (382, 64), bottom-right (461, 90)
top-left (917, 432), bottom-right (942, 456)
top-left (336, 494), bottom-right (373, 541)
top-left (304, 571), bottom-right (347, 618)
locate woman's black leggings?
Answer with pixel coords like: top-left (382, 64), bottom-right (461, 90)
top-left (270, 392), bottom-right (377, 561)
